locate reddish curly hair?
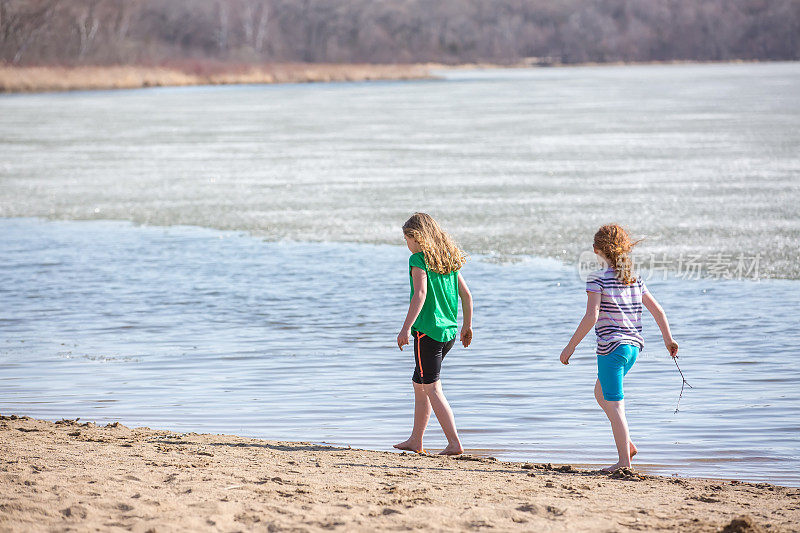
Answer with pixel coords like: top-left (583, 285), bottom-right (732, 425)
top-left (593, 224), bottom-right (643, 285)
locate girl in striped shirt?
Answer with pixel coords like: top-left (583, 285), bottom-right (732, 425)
top-left (560, 224), bottom-right (679, 472)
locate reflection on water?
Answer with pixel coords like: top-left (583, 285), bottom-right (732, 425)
top-left (2, 218), bottom-right (799, 486)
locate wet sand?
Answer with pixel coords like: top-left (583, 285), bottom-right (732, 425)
top-left (1, 415), bottom-right (797, 532)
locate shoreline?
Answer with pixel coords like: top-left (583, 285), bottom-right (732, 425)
top-left (1, 59), bottom-right (794, 94)
top-left (436, 57), bottom-right (796, 70)
top-left (1, 415), bottom-right (797, 532)
top-left (0, 63), bottom-right (433, 94)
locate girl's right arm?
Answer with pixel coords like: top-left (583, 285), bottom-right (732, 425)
top-left (457, 273), bottom-right (472, 347)
top-left (642, 292), bottom-right (679, 358)
top-left (560, 291), bottom-right (601, 365)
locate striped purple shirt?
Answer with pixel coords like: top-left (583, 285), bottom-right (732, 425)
top-left (586, 268), bottom-right (648, 355)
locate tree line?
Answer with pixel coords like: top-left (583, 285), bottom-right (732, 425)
top-left (2, 0), bottom-right (798, 66)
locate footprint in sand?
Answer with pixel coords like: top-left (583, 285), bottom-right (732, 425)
top-left (546, 505), bottom-right (566, 517)
top-left (60, 505), bottom-right (88, 519)
top-left (466, 519), bottom-right (494, 529)
top-left (690, 495), bottom-right (721, 503)
top-left (234, 512), bottom-right (262, 525)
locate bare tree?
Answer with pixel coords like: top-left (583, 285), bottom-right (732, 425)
top-left (0, 0), bottom-right (59, 64)
top-left (216, 0), bottom-right (230, 53)
top-left (111, 0), bottom-right (133, 42)
top-left (72, 0), bottom-right (101, 60)
top-left (2, 0), bottom-right (798, 67)
top-left (241, 0), bottom-right (269, 55)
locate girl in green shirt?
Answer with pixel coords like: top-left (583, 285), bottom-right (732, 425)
top-left (394, 212), bottom-right (473, 456)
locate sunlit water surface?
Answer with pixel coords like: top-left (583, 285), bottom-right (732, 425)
top-left (1, 62), bottom-right (799, 277)
top-left (2, 63), bottom-right (799, 486)
top-left (2, 219), bottom-right (798, 486)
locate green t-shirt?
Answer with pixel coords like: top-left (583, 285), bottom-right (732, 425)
top-left (409, 252), bottom-right (459, 342)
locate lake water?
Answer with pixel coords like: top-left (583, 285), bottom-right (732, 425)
top-left (1, 63), bottom-right (799, 486)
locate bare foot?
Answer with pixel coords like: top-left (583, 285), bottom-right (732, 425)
top-left (601, 443), bottom-right (637, 471)
top-left (438, 443), bottom-right (464, 456)
top-left (393, 439), bottom-right (423, 453)
top-left (602, 461), bottom-right (632, 472)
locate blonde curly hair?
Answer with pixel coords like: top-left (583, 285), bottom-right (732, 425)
top-left (593, 224), bottom-right (643, 285)
top-left (403, 213), bottom-right (466, 275)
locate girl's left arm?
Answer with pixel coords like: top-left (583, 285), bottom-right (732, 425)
top-left (457, 273), bottom-right (473, 347)
top-left (642, 292), bottom-right (679, 358)
top-left (397, 267), bottom-right (427, 350)
top-left (560, 291), bottom-right (602, 365)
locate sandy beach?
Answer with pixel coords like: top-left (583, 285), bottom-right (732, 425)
top-left (1, 416), bottom-right (797, 532)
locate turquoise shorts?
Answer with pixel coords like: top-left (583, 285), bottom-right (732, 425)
top-left (597, 344), bottom-right (639, 401)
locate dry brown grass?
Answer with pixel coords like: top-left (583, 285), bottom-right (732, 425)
top-left (0, 63), bottom-right (432, 93)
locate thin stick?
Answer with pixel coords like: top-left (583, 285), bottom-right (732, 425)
top-left (673, 357), bottom-right (692, 414)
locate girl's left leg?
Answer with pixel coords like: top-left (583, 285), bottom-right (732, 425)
top-left (596, 346), bottom-right (639, 470)
top-left (394, 382), bottom-right (431, 453)
top-left (594, 380), bottom-right (637, 461)
top-left (603, 398), bottom-right (632, 471)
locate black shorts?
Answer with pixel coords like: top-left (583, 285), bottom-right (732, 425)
top-left (412, 331), bottom-right (455, 384)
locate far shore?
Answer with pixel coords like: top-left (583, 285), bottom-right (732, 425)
top-left (0, 59), bottom-right (791, 94)
top-left (1, 415), bottom-right (797, 532)
top-left (0, 63), bottom-right (434, 94)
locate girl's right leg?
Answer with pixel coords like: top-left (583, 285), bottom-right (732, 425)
top-left (423, 380), bottom-right (463, 455)
top-left (394, 382), bottom-right (431, 453)
top-left (399, 333), bottom-right (462, 454)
